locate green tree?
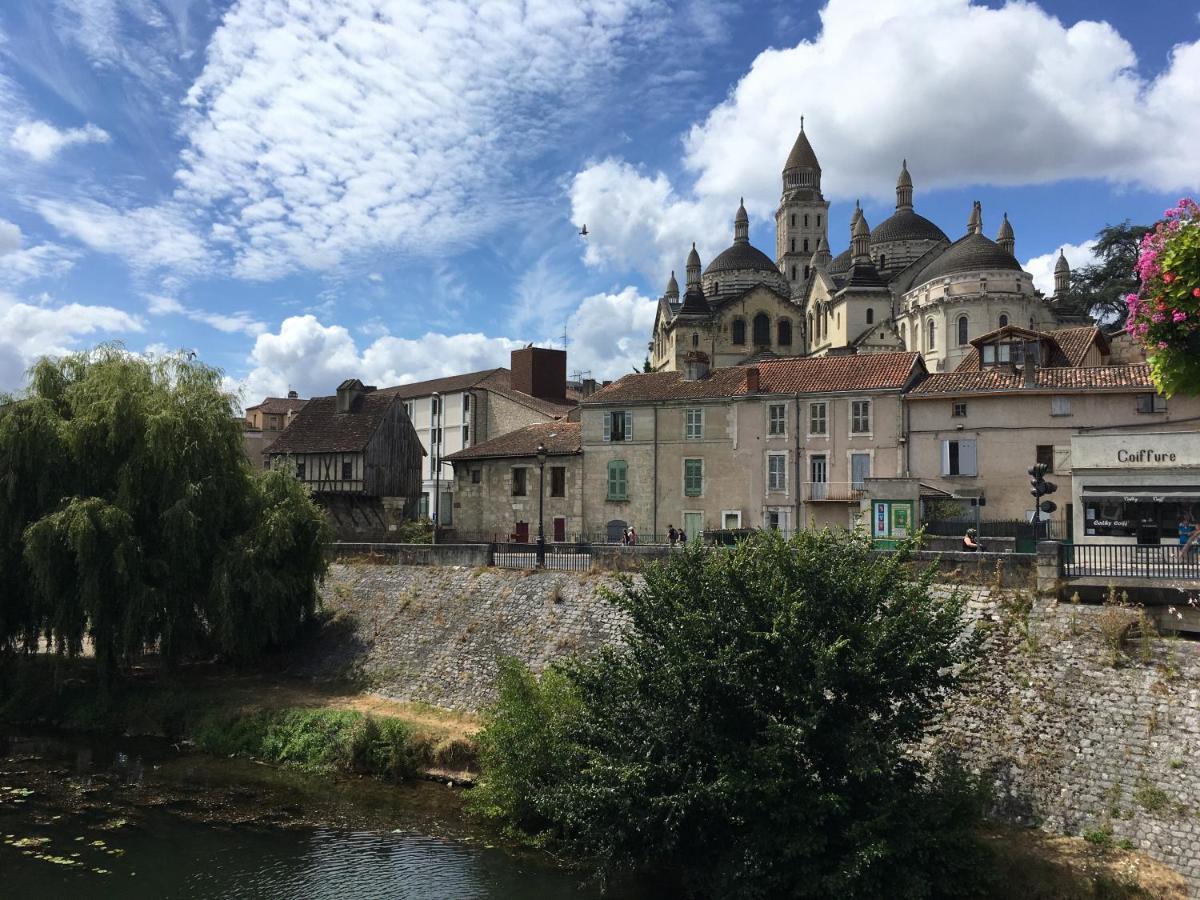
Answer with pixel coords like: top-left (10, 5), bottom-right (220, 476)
top-left (0, 347), bottom-right (330, 680)
top-left (471, 530), bottom-right (989, 898)
top-left (1064, 221), bottom-right (1152, 328)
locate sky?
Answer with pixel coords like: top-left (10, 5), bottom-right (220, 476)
top-left (0, 0), bottom-right (1198, 404)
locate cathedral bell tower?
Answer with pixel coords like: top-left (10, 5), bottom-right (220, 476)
top-left (775, 118), bottom-right (830, 299)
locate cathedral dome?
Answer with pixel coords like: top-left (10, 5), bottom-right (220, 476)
top-left (870, 209), bottom-right (948, 245)
top-left (912, 232), bottom-right (1023, 286)
top-left (703, 241), bottom-right (780, 277)
top-left (828, 247), bottom-right (852, 274)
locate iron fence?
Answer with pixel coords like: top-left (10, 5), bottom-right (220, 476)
top-left (491, 542), bottom-right (593, 572)
top-left (924, 518), bottom-right (1070, 540)
top-left (1060, 543), bottom-right (1200, 580)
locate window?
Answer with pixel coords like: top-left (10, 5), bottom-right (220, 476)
top-left (803, 265), bottom-right (810, 279)
top-left (957, 315), bottom-right (969, 346)
top-left (1050, 396), bottom-right (1072, 417)
top-left (850, 400), bottom-right (871, 434)
top-left (998, 313), bottom-right (1009, 328)
top-left (684, 458), bottom-right (704, 497)
top-left (732, 318), bottom-right (746, 345)
top-left (722, 511), bottom-right (742, 529)
top-left (431, 427), bottom-right (442, 446)
top-left (778, 319), bottom-right (792, 346)
top-left (550, 466), bottom-right (566, 497)
top-left (809, 401), bottom-right (827, 435)
top-left (685, 408), bottom-right (704, 440)
top-left (816, 214), bottom-right (821, 227)
top-left (952, 401), bottom-right (967, 417)
top-left (471, 469), bottom-right (482, 484)
top-left (941, 439), bottom-right (978, 476)
top-left (511, 467), bottom-right (527, 496)
top-left (851, 452), bottom-right (871, 488)
top-left (604, 410), bottom-right (633, 442)
top-left (768, 403), bottom-right (787, 436)
top-left (982, 344), bottom-right (995, 365)
top-left (1036, 444), bottom-right (1054, 473)
top-left (341, 459), bottom-right (353, 480)
top-left (803, 238), bottom-right (809, 253)
top-left (791, 265), bottom-right (797, 279)
top-left (790, 213), bottom-right (796, 226)
top-left (691, 332), bottom-right (699, 348)
top-left (790, 238), bottom-right (796, 252)
top-left (900, 322), bottom-right (907, 348)
top-left (607, 460), bottom-right (628, 500)
top-left (866, 308), bottom-right (874, 325)
top-left (926, 319), bottom-right (936, 351)
top-left (431, 396), bottom-right (440, 416)
top-left (462, 424), bottom-right (469, 444)
top-left (1136, 393), bottom-right (1167, 413)
top-left (403, 401), bottom-right (414, 420)
top-left (296, 459), bottom-right (306, 480)
top-left (768, 454), bottom-right (787, 491)
top-left (753, 313), bottom-right (770, 346)
top-left (804, 214), bottom-right (809, 227)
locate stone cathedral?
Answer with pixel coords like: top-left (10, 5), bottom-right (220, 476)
top-left (648, 125), bottom-right (1084, 374)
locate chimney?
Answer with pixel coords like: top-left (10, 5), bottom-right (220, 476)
top-left (336, 378), bottom-right (374, 413)
top-left (287, 389), bottom-right (299, 399)
top-left (510, 347), bottom-right (567, 402)
top-left (744, 367), bottom-right (760, 393)
top-left (682, 350), bottom-right (710, 382)
top-left (581, 377), bottom-right (597, 398)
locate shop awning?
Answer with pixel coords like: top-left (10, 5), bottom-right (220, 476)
top-left (1082, 485), bottom-right (1200, 500)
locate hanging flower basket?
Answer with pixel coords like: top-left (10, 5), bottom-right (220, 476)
top-left (1127, 198), bottom-right (1200, 397)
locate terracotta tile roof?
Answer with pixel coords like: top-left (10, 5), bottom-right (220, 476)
top-left (246, 396), bottom-right (308, 415)
top-left (908, 364), bottom-right (1154, 396)
top-left (1049, 325), bottom-right (1107, 367)
top-left (954, 324), bottom-right (1105, 373)
top-left (583, 352), bottom-right (924, 404)
top-left (378, 368), bottom-right (508, 399)
top-left (445, 421), bottom-right (581, 462)
top-left (266, 390), bottom-right (404, 454)
top-left (485, 383), bottom-right (576, 418)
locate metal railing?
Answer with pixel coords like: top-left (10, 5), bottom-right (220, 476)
top-left (805, 481), bottom-right (868, 502)
top-left (491, 542), bottom-right (592, 572)
top-left (924, 518), bottom-right (1070, 540)
top-left (1061, 543), bottom-right (1200, 580)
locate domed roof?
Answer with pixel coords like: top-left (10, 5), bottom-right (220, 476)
top-left (828, 247), bottom-right (852, 274)
top-left (913, 232), bottom-right (1023, 286)
top-left (870, 209), bottom-right (949, 245)
top-left (703, 241), bottom-right (780, 277)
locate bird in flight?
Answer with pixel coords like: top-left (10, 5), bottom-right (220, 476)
top-left (579, 224), bottom-right (588, 237)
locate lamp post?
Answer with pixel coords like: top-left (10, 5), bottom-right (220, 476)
top-left (535, 442), bottom-right (547, 567)
top-left (432, 391), bottom-right (441, 545)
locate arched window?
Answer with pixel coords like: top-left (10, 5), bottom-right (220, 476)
top-left (866, 308), bottom-right (874, 325)
top-left (957, 315), bottom-right (969, 346)
top-left (753, 313), bottom-right (771, 346)
top-left (731, 318), bottom-right (746, 345)
top-left (803, 238), bottom-right (809, 252)
top-left (998, 313), bottom-right (1009, 328)
top-left (880, 254), bottom-right (887, 270)
top-left (804, 214), bottom-right (809, 227)
top-left (900, 322), bottom-right (907, 349)
top-left (692, 332), bottom-right (699, 348)
top-left (808, 313), bottom-right (814, 342)
top-left (927, 319), bottom-right (937, 351)
top-left (778, 319), bottom-right (792, 346)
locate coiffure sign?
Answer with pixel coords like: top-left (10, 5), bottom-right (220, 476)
top-left (1072, 432), bottom-right (1200, 470)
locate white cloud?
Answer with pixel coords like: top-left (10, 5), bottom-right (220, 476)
top-left (146, 293), bottom-right (266, 335)
top-left (0, 218), bottom-right (79, 285)
top-left (1024, 240), bottom-right (1099, 295)
top-left (10, 120), bottom-right (110, 162)
top-left (233, 294), bottom-right (653, 402)
top-left (0, 290), bottom-right (144, 391)
top-left (37, 198), bottom-right (211, 275)
top-left (573, 0), bottom-right (1200, 281)
top-left (172, 0), bottom-right (670, 279)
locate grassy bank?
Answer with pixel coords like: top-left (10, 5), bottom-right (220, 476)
top-left (0, 657), bottom-right (478, 782)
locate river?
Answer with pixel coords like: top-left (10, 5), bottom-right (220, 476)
top-left (0, 728), bottom-right (646, 898)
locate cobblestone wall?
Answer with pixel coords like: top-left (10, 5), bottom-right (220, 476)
top-left (317, 564), bottom-right (1200, 890)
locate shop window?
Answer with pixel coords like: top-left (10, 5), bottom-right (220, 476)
top-left (941, 439), bottom-right (977, 476)
top-left (1036, 444), bottom-right (1054, 473)
top-left (1136, 393), bottom-right (1167, 414)
top-left (732, 318), bottom-right (746, 345)
top-left (550, 466), bottom-right (566, 497)
top-left (511, 467), bottom-right (527, 496)
top-left (606, 460), bottom-right (627, 501)
top-left (604, 410), bottom-right (633, 442)
top-left (952, 401), bottom-right (967, 418)
top-left (684, 459), bottom-right (704, 497)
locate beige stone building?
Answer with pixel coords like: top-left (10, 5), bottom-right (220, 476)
top-left (579, 352), bottom-right (925, 540)
top-left (445, 421), bottom-right (582, 542)
top-left (242, 390), bottom-right (307, 468)
top-left (903, 325), bottom-right (1200, 531)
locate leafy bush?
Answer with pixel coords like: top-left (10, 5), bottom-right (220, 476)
top-left (470, 529), bottom-right (989, 897)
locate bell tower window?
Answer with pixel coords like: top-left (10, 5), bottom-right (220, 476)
top-left (804, 214), bottom-right (809, 227)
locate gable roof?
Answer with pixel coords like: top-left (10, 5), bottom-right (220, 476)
top-left (266, 390), bottom-right (409, 454)
top-left (246, 396), bottom-right (308, 416)
top-left (908, 364), bottom-right (1154, 397)
top-left (444, 421), bottom-right (581, 462)
top-left (377, 367), bottom-right (575, 418)
top-left (954, 324), bottom-right (1107, 372)
top-left (584, 352), bottom-right (924, 404)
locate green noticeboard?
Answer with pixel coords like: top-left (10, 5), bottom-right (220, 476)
top-left (872, 500), bottom-right (914, 550)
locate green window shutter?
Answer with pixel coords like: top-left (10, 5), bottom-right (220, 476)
top-left (603, 411), bottom-right (611, 442)
top-left (608, 460), bottom-right (627, 500)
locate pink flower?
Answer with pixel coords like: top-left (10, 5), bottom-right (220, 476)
top-left (1152, 313), bottom-right (1166, 323)
top-left (1164, 272), bottom-right (1176, 284)
top-left (1193, 288), bottom-right (1200, 298)
top-left (1158, 341), bottom-right (1170, 350)
top-left (1173, 310), bottom-right (1188, 323)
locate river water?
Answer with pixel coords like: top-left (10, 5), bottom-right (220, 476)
top-left (0, 729), bottom-right (644, 899)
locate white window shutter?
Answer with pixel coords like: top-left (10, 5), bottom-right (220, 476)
top-left (1054, 447), bottom-right (1072, 474)
top-left (961, 439), bottom-right (978, 476)
top-left (603, 411), bottom-right (611, 442)
top-left (625, 411), bottom-right (633, 441)
top-left (941, 440), bottom-right (950, 476)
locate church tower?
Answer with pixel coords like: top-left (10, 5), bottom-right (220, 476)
top-left (775, 119), bottom-right (830, 299)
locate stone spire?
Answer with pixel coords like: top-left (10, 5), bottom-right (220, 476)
top-left (811, 235), bottom-right (832, 270)
top-left (851, 199), bottom-right (862, 227)
top-left (852, 212), bottom-right (871, 262)
top-left (967, 200), bottom-right (982, 235)
top-left (685, 242), bottom-right (702, 286)
top-left (734, 198), bottom-right (749, 244)
top-left (996, 212), bottom-right (1015, 256)
top-left (782, 117), bottom-right (821, 194)
top-left (895, 159), bottom-right (913, 211)
top-left (665, 270), bottom-right (679, 301)
top-left (1054, 248), bottom-right (1070, 297)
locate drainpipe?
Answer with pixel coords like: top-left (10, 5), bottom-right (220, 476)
top-left (794, 393), bottom-right (803, 534)
top-left (653, 406), bottom-right (659, 540)
top-left (901, 396), bottom-right (911, 478)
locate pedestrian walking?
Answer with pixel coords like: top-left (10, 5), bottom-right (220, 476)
top-left (629, 525), bottom-right (638, 545)
top-left (668, 525), bottom-right (678, 546)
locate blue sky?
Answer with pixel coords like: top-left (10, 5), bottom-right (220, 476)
top-left (0, 0), bottom-right (1197, 401)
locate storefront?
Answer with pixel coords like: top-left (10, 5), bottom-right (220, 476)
top-left (1071, 431), bottom-right (1200, 546)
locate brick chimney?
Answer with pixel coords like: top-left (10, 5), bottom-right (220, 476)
top-left (511, 347), bottom-right (567, 402)
top-left (336, 378), bottom-right (375, 413)
top-left (744, 367), bottom-right (760, 393)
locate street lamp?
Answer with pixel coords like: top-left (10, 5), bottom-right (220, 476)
top-left (535, 442), bottom-right (547, 566)
top-left (432, 391), bottom-right (441, 545)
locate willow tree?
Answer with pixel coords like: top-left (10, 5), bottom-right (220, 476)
top-left (0, 347), bottom-right (329, 679)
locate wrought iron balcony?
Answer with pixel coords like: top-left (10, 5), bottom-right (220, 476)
top-left (805, 481), bottom-right (868, 502)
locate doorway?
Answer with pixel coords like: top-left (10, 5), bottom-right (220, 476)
top-left (514, 521), bottom-right (529, 543)
top-left (810, 455), bottom-right (827, 500)
top-left (553, 517), bottom-right (566, 542)
top-left (682, 512), bottom-right (704, 542)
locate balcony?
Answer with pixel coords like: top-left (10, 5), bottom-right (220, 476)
top-left (805, 481), bottom-right (868, 502)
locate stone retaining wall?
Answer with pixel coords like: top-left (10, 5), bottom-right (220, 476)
top-left (315, 563), bottom-right (1200, 890)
